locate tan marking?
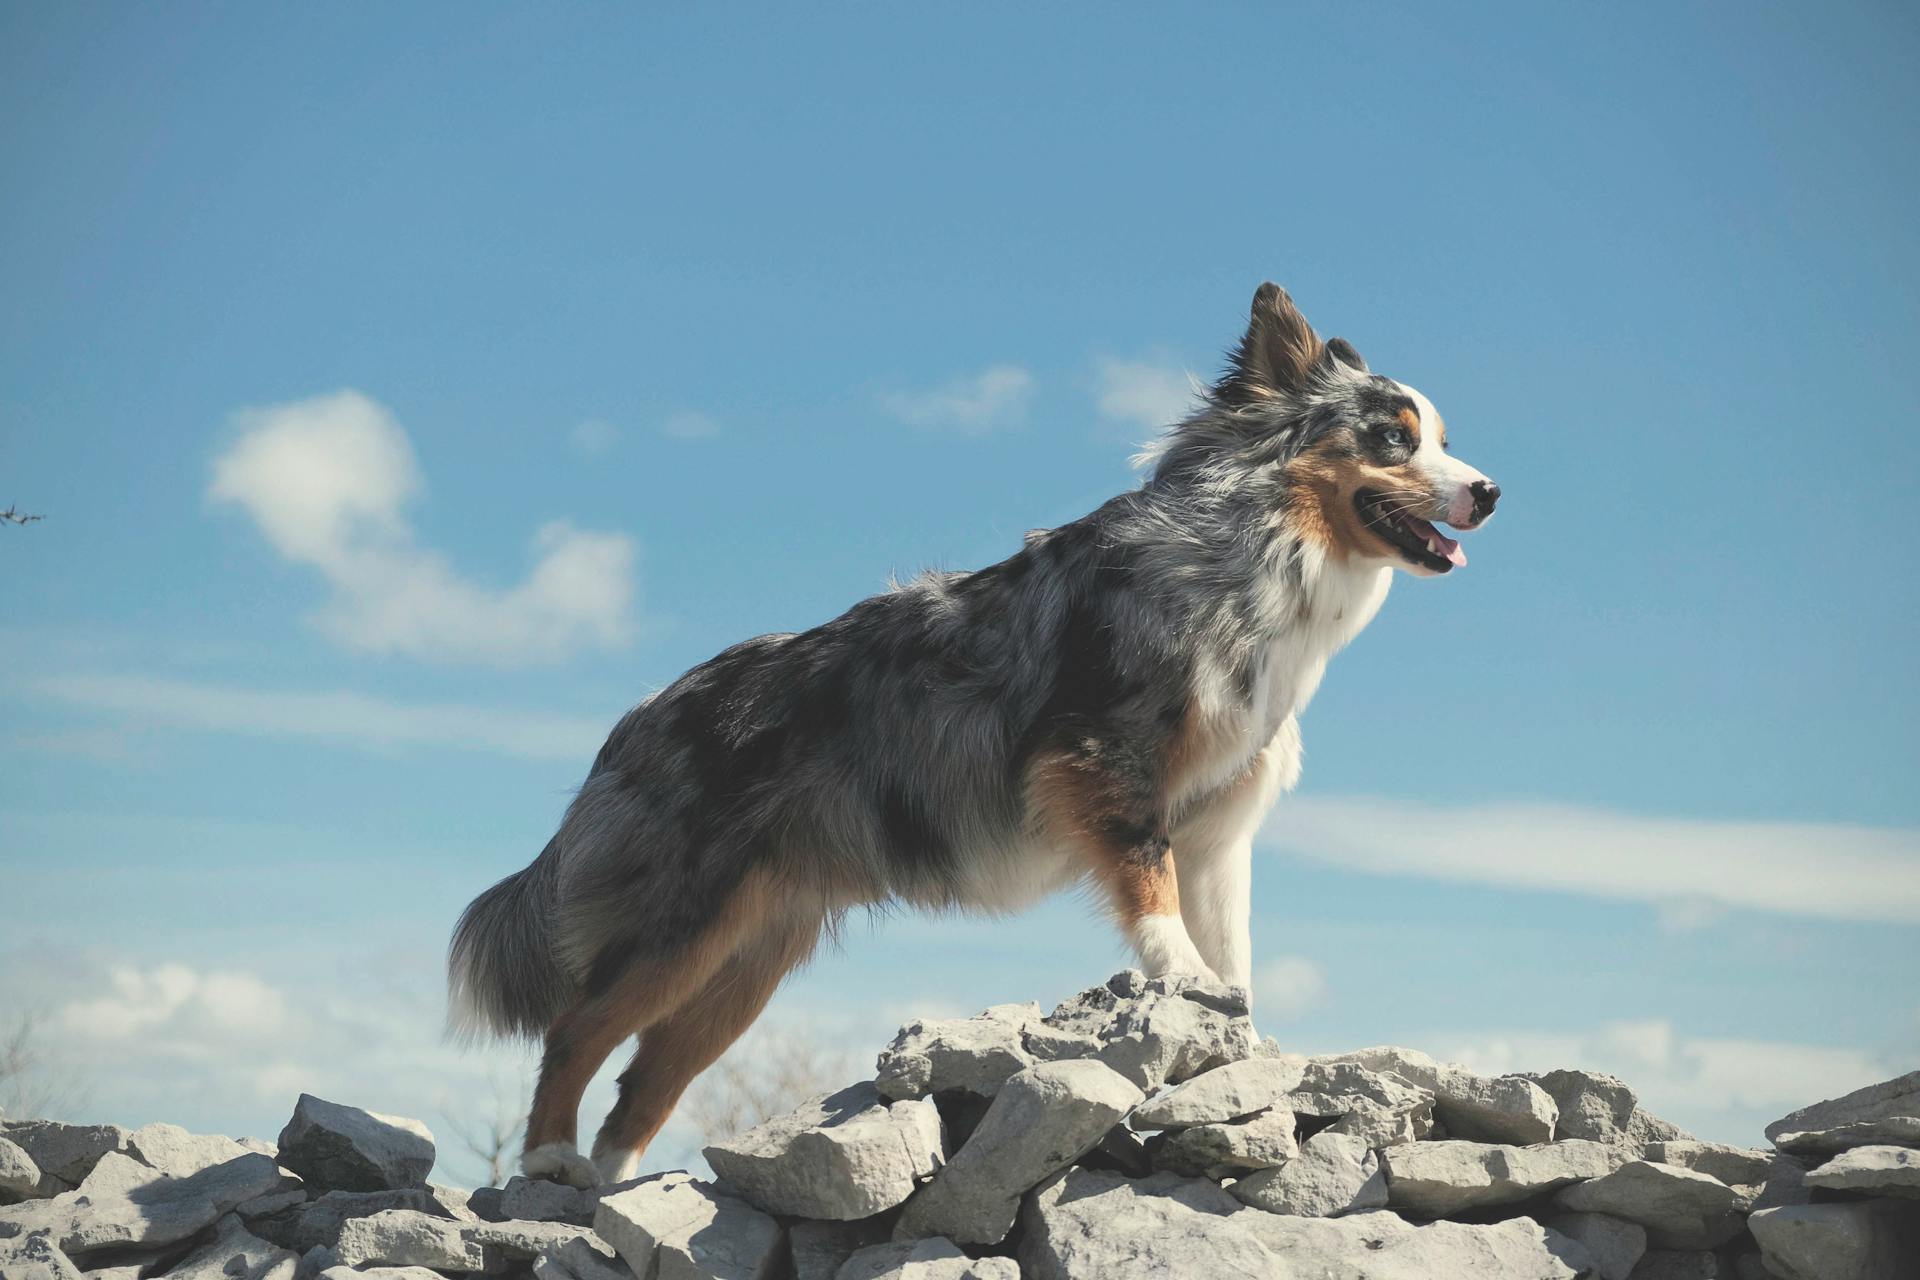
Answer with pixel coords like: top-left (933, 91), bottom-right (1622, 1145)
top-left (1397, 406), bottom-right (1422, 445)
top-left (1026, 753), bottom-right (1180, 929)
top-left (1282, 433), bottom-right (1441, 563)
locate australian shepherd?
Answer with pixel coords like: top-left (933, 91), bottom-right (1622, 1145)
top-left (448, 283), bottom-right (1502, 1187)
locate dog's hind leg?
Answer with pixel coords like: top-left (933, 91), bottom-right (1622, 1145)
top-left (587, 910), bottom-right (821, 1183)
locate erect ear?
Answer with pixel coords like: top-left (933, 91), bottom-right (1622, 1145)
top-left (1322, 337), bottom-right (1368, 373)
top-left (1217, 282), bottom-right (1326, 405)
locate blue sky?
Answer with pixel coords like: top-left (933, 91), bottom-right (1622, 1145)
top-left (3, 3), bottom-right (1916, 1182)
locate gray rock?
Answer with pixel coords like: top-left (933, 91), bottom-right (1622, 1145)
top-left (1381, 1138), bottom-right (1622, 1217)
top-left (1543, 1211), bottom-right (1646, 1280)
top-left (0, 1231), bottom-right (84, 1280)
top-left (0, 1152), bottom-right (289, 1258)
top-left (125, 1124), bottom-right (264, 1180)
top-left (532, 1235), bottom-right (635, 1280)
top-left (705, 1082), bottom-right (944, 1220)
top-left (874, 1005), bottom-right (1039, 1101)
top-left (161, 1212), bottom-right (299, 1280)
top-left (1644, 1140), bottom-right (1807, 1211)
top-left (499, 1174), bottom-right (595, 1224)
top-left (1284, 1061), bottom-right (1435, 1147)
top-left (1765, 1069), bottom-right (1920, 1156)
top-left (790, 1218), bottom-right (889, 1280)
top-left (594, 1172), bottom-right (782, 1280)
top-left (0, 1121), bottom-right (129, 1186)
top-left (1129, 1058), bottom-right (1306, 1130)
top-left (248, 1185), bottom-right (470, 1252)
top-left (836, 1237), bottom-right (1018, 1280)
top-left (1041, 972), bottom-right (1256, 1090)
top-left (1225, 1130), bottom-right (1385, 1217)
top-left (1627, 1250), bottom-right (1721, 1279)
top-left (0, 1136), bottom-right (48, 1201)
top-left (1324, 1046), bottom-right (1557, 1144)
top-left (319, 1268), bottom-right (449, 1280)
top-left (1554, 1161), bottom-right (1741, 1250)
top-left (1807, 1145), bottom-right (1920, 1198)
top-left (893, 1060), bottom-right (1142, 1246)
top-left (1083, 1125), bottom-right (1153, 1177)
top-left (1233, 1210), bottom-right (1596, 1280)
top-left (332, 1209), bottom-right (484, 1271)
top-left (1749, 1200), bottom-right (1920, 1280)
top-left (1149, 1108), bottom-right (1296, 1179)
top-left (1019, 1168), bottom-right (1274, 1280)
top-left (275, 1096), bottom-right (434, 1195)
top-left (1526, 1070), bottom-right (1691, 1148)
top-left (465, 1217), bottom-right (596, 1265)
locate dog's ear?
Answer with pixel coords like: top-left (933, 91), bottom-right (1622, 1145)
top-left (1217, 283), bottom-right (1327, 405)
top-left (1323, 337), bottom-right (1368, 374)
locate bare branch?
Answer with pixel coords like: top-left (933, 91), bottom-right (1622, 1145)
top-left (438, 1069), bottom-right (529, 1188)
top-left (0, 1010), bottom-right (88, 1121)
top-left (0, 505), bottom-right (43, 527)
top-left (678, 1028), bottom-right (854, 1148)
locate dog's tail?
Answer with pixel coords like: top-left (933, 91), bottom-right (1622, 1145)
top-left (447, 838), bottom-right (574, 1043)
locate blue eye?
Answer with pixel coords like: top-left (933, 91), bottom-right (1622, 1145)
top-left (1382, 426), bottom-right (1409, 448)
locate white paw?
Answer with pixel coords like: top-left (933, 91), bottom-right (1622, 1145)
top-left (591, 1143), bottom-right (639, 1186)
top-left (522, 1142), bottom-right (601, 1189)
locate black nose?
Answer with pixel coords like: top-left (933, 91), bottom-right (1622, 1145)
top-left (1470, 480), bottom-right (1501, 521)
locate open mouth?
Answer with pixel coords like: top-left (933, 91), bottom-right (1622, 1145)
top-left (1353, 489), bottom-right (1467, 572)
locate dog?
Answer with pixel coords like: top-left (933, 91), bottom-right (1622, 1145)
top-left (447, 283), bottom-right (1501, 1187)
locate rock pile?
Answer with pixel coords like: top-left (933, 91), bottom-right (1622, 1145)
top-left (2, 970), bottom-right (1917, 1279)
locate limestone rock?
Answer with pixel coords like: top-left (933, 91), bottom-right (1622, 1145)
top-left (1233, 1210), bottom-right (1596, 1280)
top-left (789, 1217), bottom-right (888, 1280)
top-left (1644, 1140), bottom-right (1807, 1211)
top-left (125, 1124), bottom-right (265, 1180)
top-left (1627, 1249), bottom-right (1721, 1279)
top-left (498, 1173), bottom-right (595, 1225)
top-left (837, 1237), bottom-right (1018, 1279)
top-left (274, 1096), bottom-right (433, 1195)
top-left (1554, 1161), bottom-right (1741, 1250)
top-left (0, 1121), bottom-right (129, 1186)
top-left (1542, 1210), bottom-right (1646, 1280)
top-left (1807, 1144), bottom-right (1920, 1198)
top-left (249, 1185), bottom-right (470, 1252)
top-left (1767, 1070), bottom-right (1920, 1156)
top-left (594, 1171), bottom-right (782, 1280)
top-left (1149, 1108), bottom-right (1296, 1180)
top-left (705, 1083), bottom-right (943, 1220)
top-left (1225, 1130), bottom-right (1385, 1217)
top-left (1129, 1059), bottom-right (1305, 1130)
top-left (467, 1217), bottom-right (597, 1265)
top-left (1749, 1200), bottom-right (1920, 1280)
top-left (333, 1208), bottom-right (485, 1271)
top-left (874, 1005), bottom-right (1039, 1101)
top-left (1284, 1061), bottom-right (1435, 1147)
top-left (1018, 1168), bottom-right (1274, 1280)
top-left (161, 1211), bottom-right (299, 1280)
top-left (0, 1136), bottom-right (47, 1201)
top-left (1381, 1138), bottom-right (1621, 1217)
top-left (893, 1060), bottom-right (1142, 1245)
top-left (1324, 1046), bottom-right (1557, 1144)
top-left (320, 1268), bottom-right (450, 1280)
top-left (0, 1231), bottom-right (84, 1280)
top-left (0, 1152), bottom-right (289, 1258)
top-left (1525, 1070), bottom-right (1690, 1148)
top-left (1040, 972), bottom-right (1256, 1090)
top-left (532, 1235), bottom-right (634, 1280)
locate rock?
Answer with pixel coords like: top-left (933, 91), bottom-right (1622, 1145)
top-left (0, 1121), bottom-right (129, 1186)
top-left (790, 1218), bottom-right (889, 1280)
top-left (1807, 1145), bottom-right (1920, 1198)
top-left (1543, 1211), bottom-right (1646, 1280)
top-left (1323, 1046), bottom-right (1558, 1144)
top-left (275, 1095), bottom-right (434, 1195)
top-left (499, 1173), bottom-right (596, 1225)
top-left (1283, 1061), bottom-right (1435, 1147)
top-left (1081, 1125), bottom-right (1153, 1177)
top-left (1765, 1070), bottom-right (1920, 1156)
top-left (704, 1083), bottom-right (944, 1220)
top-left (892, 1060), bottom-right (1142, 1245)
top-left (1381, 1138), bottom-right (1622, 1217)
top-left (248, 1186), bottom-right (470, 1252)
top-left (1129, 1059), bottom-right (1306, 1130)
top-left (466, 1217), bottom-right (597, 1265)
top-left (533, 1235), bottom-right (635, 1280)
top-left (1019, 1168), bottom-right (1274, 1279)
top-left (1225, 1130), bottom-right (1385, 1217)
top-left (874, 1005), bottom-right (1039, 1101)
top-left (161, 1212), bottom-right (299, 1280)
top-left (125, 1124), bottom-right (264, 1179)
top-left (0, 1136), bottom-right (48, 1201)
top-left (332, 1208), bottom-right (485, 1271)
top-left (1749, 1200), bottom-right (1920, 1280)
top-left (1233, 1211), bottom-right (1596, 1280)
top-left (836, 1237), bottom-right (1018, 1279)
top-left (594, 1171), bottom-right (782, 1280)
top-left (0, 1231), bottom-right (85, 1280)
top-left (0, 1152), bottom-right (289, 1258)
top-left (1644, 1140), bottom-right (1807, 1211)
top-left (1627, 1250), bottom-right (1721, 1279)
top-left (1040, 972), bottom-right (1256, 1090)
top-left (1554, 1161), bottom-right (1741, 1250)
top-left (1525, 1070), bottom-right (1690, 1148)
top-left (1149, 1108), bottom-right (1296, 1179)
top-left (319, 1268), bottom-right (449, 1280)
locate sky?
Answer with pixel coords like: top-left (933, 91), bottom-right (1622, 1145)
top-left (2, 3), bottom-right (1917, 1185)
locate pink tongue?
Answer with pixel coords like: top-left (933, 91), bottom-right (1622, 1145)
top-left (1435, 531), bottom-right (1466, 567)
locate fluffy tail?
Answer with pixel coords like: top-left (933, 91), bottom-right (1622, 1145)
top-left (447, 840), bottom-right (574, 1043)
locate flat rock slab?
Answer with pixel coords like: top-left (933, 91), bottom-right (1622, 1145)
top-left (1541, 1211), bottom-right (1646, 1280)
top-left (126, 1124), bottom-right (268, 1179)
top-left (1130, 1059), bottom-right (1305, 1130)
top-left (705, 1082), bottom-right (943, 1220)
top-left (1041, 971), bottom-right (1256, 1090)
top-left (1749, 1200), bottom-right (1920, 1280)
top-left (333, 1208), bottom-right (485, 1271)
top-left (276, 1095), bottom-right (434, 1195)
top-left (1767, 1070), bottom-right (1920, 1156)
top-left (894, 1059), bottom-right (1142, 1246)
top-left (1554, 1161), bottom-right (1741, 1250)
top-left (1524, 1070), bottom-right (1689, 1148)
top-left (1807, 1145), bottom-right (1920, 1199)
top-left (249, 1186), bottom-right (470, 1253)
top-left (1150, 1107), bottom-right (1297, 1179)
top-left (0, 1151), bottom-right (289, 1258)
top-left (1323, 1046), bottom-right (1556, 1144)
top-left (1226, 1131), bottom-right (1385, 1218)
top-left (530, 1236), bottom-right (633, 1280)
top-left (1235, 1211), bottom-right (1594, 1280)
top-left (0, 1121), bottom-right (129, 1186)
top-left (1644, 1140), bottom-right (1807, 1212)
top-left (498, 1174), bottom-right (596, 1225)
top-left (874, 1004), bottom-right (1040, 1101)
top-left (789, 1218), bottom-right (889, 1280)
top-left (837, 1237), bottom-right (1018, 1279)
top-left (1382, 1138), bottom-right (1621, 1217)
top-left (162, 1211), bottom-right (299, 1280)
top-left (595, 1172), bottom-right (782, 1280)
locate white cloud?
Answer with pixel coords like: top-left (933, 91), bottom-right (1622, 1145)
top-left (211, 390), bottom-right (637, 666)
top-left (878, 365), bottom-right (1033, 434)
top-left (660, 411), bottom-right (722, 440)
top-left (569, 418), bottom-right (619, 455)
top-left (34, 674), bottom-right (606, 761)
top-left (1267, 795), bottom-right (1920, 925)
top-left (60, 963), bottom-right (287, 1042)
top-left (1254, 955), bottom-right (1327, 1021)
top-left (1093, 357), bottom-right (1198, 432)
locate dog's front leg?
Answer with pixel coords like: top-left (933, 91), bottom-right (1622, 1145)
top-left (1097, 836), bottom-right (1217, 981)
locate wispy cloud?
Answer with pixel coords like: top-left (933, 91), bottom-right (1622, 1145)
top-left (878, 365), bottom-right (1034, 434)
top-left (210, 390), bottom-right (637, 666)
top-left (659, 411), bottom-right (722, 440)
top-left (1267, 795), bottom-right (1920, 925)
top-left (1254, 954), bottom-right (1327, 1021)
top-left (1093, 356), bottom-right (1198, 433)
top-left (33, 673), bottom-right (606, 761)
top-left (569, 418), bottom-right (620, 456)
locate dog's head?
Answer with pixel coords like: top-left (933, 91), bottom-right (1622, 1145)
top-left (1179, 283), bottom-right (1501, 577)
